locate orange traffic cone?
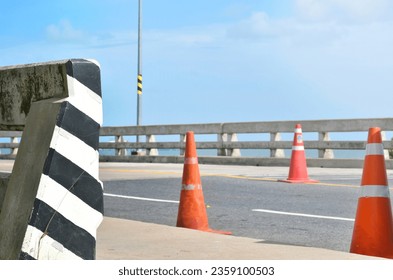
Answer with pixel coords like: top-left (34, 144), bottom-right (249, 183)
top-left (176, 131), bottom-right (231, 235)
top-left (280, 124), bottom-right (318, 183)
top-left (350, 127), bottom-right (393, 258)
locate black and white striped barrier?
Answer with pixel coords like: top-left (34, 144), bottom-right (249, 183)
top-left (0, 59), bottom-right (103, 260)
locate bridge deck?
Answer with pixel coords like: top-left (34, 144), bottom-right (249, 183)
top-left (0, 160), bottom-right (383, 259)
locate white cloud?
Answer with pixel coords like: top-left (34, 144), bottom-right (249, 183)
top-left (295, 0), bottom-right (392, 23)
top-left (45, 20), bottom-right (138, 51)
top-left (226, 12), bottom-right (281, 40)
top-left (295, 0), bottom-right (329, 21)
top-left (213, 6), bottom-right (393, 118)
top-left (226, 10), bottom-right (347, 48)
top-left (144, 25), bottom-right (218, 48)
top-left (46, 20), bottom-right (85, 42)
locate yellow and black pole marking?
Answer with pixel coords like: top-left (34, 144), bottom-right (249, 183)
top-left (137, 74), bottom-right (142, 95)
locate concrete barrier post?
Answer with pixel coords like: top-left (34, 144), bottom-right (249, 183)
top-left (0, 59), bottom-right (103, 260)
top-left (217, 133), bottom-right (227, 156)
top-left (180, 134), bottom-right (186, 156)
top-left (11, 137), bottom-right (19, 155)
top-left (318, 132), bottom-right (334, 159)
top-left (217, 133), bottom-right (241, 156)
top-left (381, 131), bottom-right (390, 159)
top-left (146, 134), bottom-right (159, 156)
top-left (270, 132), bottom-right (285, 158)
top-left (115, 135), bottom-right (126, 156)
top-left (228, 133), bottom-right (241, 157)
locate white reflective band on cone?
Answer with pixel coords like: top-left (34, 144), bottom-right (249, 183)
top-left (184, 157), bottom-right (198, 164)
top-left (294, 128), bottom-right (302, 133)
top-left (181, 184), bottom-right (202, 190)
top-left (292, 146), bottom-right (305, 151)
top-left (360, 185), bottom-right (390, 198)
top-left (366, 143), bottom-right (384, 156)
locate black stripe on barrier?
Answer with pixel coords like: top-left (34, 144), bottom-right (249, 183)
top-left (28, 199), bottom-right (96, 260)
top-left (19, 251), bottom-right (36, 260)
top-left (65, 59), bottom-right (102, 97)
top-left (56, 102), bottom-right (100, 150)
top-left (43, 149), bottom-right (103, 214)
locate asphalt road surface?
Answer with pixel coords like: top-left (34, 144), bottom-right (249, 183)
top-left (100, 163), bottom-right (393, 253)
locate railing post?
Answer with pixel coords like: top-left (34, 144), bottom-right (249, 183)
top-left (270, 132), bottom-right (285, 158)
top-left (318, 132), bottom-right (334, 159)
top-left (217, 133), bottom-right (227, 156)
top-left (217, 133), bottom-right (241, 156)
top-left (381, 131), bottom-right (390, 159)
top-left (227, 133), bottom-right (241, 157)
top-left (11, 137), bottom-right (19, 155)
top-left (180, 134), bottom-right (186, 156)
top-left (115, 135), bottom-right (126, 156)
top-left (146, 134), bottom-right (158, 156)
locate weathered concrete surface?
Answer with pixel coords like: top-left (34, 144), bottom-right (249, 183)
top-left (0, 101), bottom-right (62, 259)
top-left (0, 172), bottom-right (10, 212)
top-left (0, 59), bottom-right (101, 131)
top-left (0, 59), bottom-right (103, 260)
top-left (0, 61), bottom-right (69, 130)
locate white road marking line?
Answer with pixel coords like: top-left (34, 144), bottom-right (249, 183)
top-left (104, 192), bottom-right (179, 204)
top-left (252, 209), bottom-right (355, 222)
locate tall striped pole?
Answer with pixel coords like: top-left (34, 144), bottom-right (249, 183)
top-left (136, 0), bottom-right (142, 146)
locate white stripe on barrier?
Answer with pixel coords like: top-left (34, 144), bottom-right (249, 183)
top-left (365, 143), bottom-right (384, 156)
top-left (292, 146), bottom-right (304, 151)
top-left (21, 225), bottom-right (82, 260)
top-left (36, 175), bottom-right (103, 238)
top-left (66, 75), bottom-right (103, 125)
top-left (50, 126), bottom-right (100, 181)
top-left (360, 185), bottom-right (390, 198)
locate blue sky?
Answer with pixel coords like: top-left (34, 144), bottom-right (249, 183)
top-left (1, 0), bottom-right (393, 126)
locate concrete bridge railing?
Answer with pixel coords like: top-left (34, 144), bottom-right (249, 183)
top-left (98, 119), bottom-right (393, 169)
top-left (1, 119), bottom-right (393, 169)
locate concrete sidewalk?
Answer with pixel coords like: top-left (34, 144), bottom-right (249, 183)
top-left (96, 217), bottom-right (380, 260)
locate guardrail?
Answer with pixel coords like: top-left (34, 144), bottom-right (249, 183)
top-left (98, 118), bottom-right (393, 169)
top-left (2, 118), bottom-right (393, 168)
